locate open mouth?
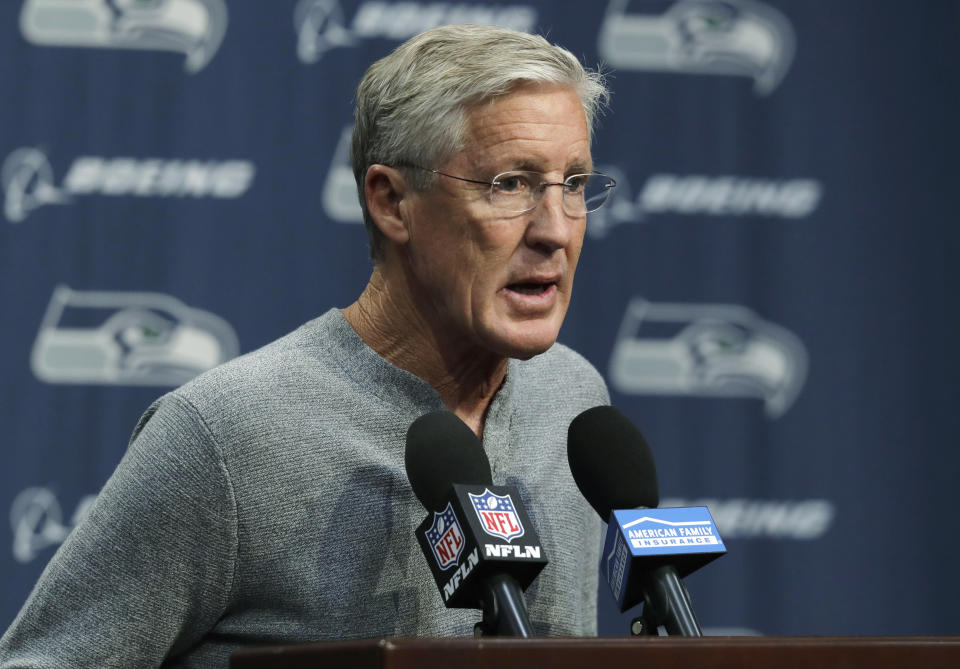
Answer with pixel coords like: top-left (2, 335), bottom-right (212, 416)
top-left (507, 282), bottom-right (553, 296)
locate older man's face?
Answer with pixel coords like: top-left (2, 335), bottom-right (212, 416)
top-left (402, 83), bottom-right (591, 360)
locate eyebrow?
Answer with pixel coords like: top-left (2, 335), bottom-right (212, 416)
top-left (565, 160), bottom-right (593, 174)
top-left (506, 158), bottom-right (594, 175)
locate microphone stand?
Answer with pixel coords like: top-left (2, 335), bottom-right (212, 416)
top-left (473, 573), bottom-right (535, 637)
top-left (630, 565), bottom-right (703, 637)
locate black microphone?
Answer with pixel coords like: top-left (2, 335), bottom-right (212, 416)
top-left (568, 406), bottom-right (726, 637)
top-left (405, 410), bottom-right (547, 637)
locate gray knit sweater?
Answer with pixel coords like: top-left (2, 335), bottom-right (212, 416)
top-left (0, 309), bottom-right (608, 668)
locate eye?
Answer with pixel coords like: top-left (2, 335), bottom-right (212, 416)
top-left (564, 174), bottom-right (589, 193)
top-left (493, 172), bottom-right (533, 195)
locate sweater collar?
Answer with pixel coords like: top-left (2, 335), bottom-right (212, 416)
top-left (312, 309), bottom-right (518, 425)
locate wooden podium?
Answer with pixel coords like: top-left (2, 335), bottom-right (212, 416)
top-left (231, 636), bottom-right (960, 668)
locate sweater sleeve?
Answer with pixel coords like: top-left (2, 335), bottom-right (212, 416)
top-left (0, 393), bottom-right (238, 669)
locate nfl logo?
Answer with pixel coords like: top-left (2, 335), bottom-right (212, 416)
top-left (425, 502), bottom-right (465, 570)
top-left (469, 489), bottom-right (525, 542)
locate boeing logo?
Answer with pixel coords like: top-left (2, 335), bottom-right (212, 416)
top-left (598, 0), bottom-right (795, 95)
top-left (2, 148), bottom-right (255, 223)
top-left (10, 487), bottom-right (96, 564)
top-left (295, 0), bottom-right (537, 64)
top-left (1, 149), bottom-right (70, 224)
top-left (661, 497), bottom-right (836, 540)
top-left (609, 298), bottom-right (808, 418)
top-left (587, 168), bottom-right (823, 237)
top-left (20, 0), bottom-right (228, 73)
top-left (31, 285), bottom-right (239, 386)
top-left (322, 126), bottom-right (363, 224)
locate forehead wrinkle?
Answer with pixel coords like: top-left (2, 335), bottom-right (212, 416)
top-left (468, 88), bottom-right (588, 137)
top-left (471, 116), bottom-right (587, 146)
top-left (456, 85), bottom-right (591, 174)
top-left (471, 138), bottom-right (592, 176)
top-left (467, 122), bottom-right (591, 173)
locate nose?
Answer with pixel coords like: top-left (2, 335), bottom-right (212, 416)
top-left (525, 184), bottom-right (575, 253)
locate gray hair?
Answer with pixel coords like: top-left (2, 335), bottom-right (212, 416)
top-left (351, 24), bottom-right (610, 261)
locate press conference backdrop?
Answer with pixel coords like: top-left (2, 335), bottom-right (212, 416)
top-left (2, 0), bottom-right (958, 636)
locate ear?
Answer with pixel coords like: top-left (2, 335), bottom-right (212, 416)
top-left (364, 164), bottom-right (410, 246)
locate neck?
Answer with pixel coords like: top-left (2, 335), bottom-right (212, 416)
top-left (342, 264), bottom-right (508, 438)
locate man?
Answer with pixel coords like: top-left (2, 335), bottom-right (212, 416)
top-left (0, 24), bottom-right (615, 668)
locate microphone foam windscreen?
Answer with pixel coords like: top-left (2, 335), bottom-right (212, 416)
top-left (405, 410), bottom-right (493, 512)
top-left (567, 405), bottom-right (659, 520)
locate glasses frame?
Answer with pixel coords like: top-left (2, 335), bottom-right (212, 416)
top-left (396, 164), bottom-right (617, 215)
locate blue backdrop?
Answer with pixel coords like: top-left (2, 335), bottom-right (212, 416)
top-left (2, 0), bottom-right (959, 637)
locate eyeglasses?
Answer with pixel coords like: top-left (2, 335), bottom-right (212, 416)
top-left (399, 165), bottom-right (617, 215)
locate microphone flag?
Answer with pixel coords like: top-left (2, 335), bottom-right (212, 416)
top-left (415, 483), bottom-right (547, 609)
top-left (604, 506), bottom-right (727, 612)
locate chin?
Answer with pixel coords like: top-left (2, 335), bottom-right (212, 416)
top-left (486, 322), bottom-right (562, 361)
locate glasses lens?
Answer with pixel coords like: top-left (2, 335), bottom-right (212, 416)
top-left (487, 171), bottom-right (616, 214)
top-left (490, 172), bottom-right (539, 212)
top-left (579, 174), bottom-right (615, 213)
